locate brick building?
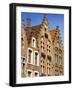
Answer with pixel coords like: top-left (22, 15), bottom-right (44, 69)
top-left (21, 15), bottom-right (64, 77)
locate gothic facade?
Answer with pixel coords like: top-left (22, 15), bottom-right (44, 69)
top-left (21, 15), bottom-right (64, 78)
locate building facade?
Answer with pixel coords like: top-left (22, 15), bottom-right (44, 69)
top-left (21, 15), bottom-right (64, 78)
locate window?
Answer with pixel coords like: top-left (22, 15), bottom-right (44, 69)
top-left (55, 70), bottom-right (59, 76)
top-left (34, 51), bottom-right (39, 66)
top-left (28, 50), bottom-right (32, 63)
top-left (55, 54), bottom-right (58, 64)
top-left (35, 53), bottom-right (38, 65)
top-left (34, 72), bottom-right (38, 77)
top-left (22, 64), bottom-right (25, 75)
top-left (41, 46), bottom-right (44, 52)
top-left (45, 28), bottom-right (47, 31)
top-left (41, 52), bottom-right (45, 59)
top-left (47, 67), bottom-right (50, 75)
top-left (45, 33), bottom-right (48, 38)
top-left (21, 57), bottom-right (26, 76)
top-left (47, 40), bottom-right (50, 54)
top-left (57, 42), bottom-right (59, 48)
top-left (47, 55), bottom-right (51, 62)
top-left (28, 71), bottom-right (32, 77)
top-left (59, 56), bottom-right (62, 65)
top-left (32, 37), bottom-right (36, 48)
top-left (21, 37), bottom-right (24, 48)
top-left (41, 65), bottom-right (43, 73)
top-left (33, 39), bottom-right (35, 47)
top-left (41, 38), bottom-right (44, 52)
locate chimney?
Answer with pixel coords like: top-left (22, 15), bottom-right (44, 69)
top-left (56, 26), bottom-right (59, 30)
top-left (27, 18), bottom-right (31, 28)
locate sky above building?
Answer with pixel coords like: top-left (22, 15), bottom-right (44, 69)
top-left (21, 12), bottom-right (64, 46)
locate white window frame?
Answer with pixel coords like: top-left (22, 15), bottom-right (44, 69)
top-left (34, 51), bottom-right (39, 66)
top-left (32, 37), bottom-right (36, 48)
top-left (27, 48), bottom-right (33, 64)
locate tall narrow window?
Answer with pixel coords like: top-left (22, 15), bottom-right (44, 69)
top-left (28, 50), bottom-right (32, 63)
top-left (35, 53), bottom-right (38, 65)
top-left (32, 37), bottom-right (36, 48)
top-left (41, 65), bottom-right (43, 73)
top-left (21, 37), bottom-right (24, 48)
top-left (59, 56), bottom-right (62, 65)
top-left (21, 57), bottom-right (25, 76)
top-left (33, 39), bottom-right (35, 47)
top-left (47, 40), bottom-right (50, 54)
top-left (55, 54), bottom-right (58, 64)
top-left (48, 68), bottom-right (50, 76)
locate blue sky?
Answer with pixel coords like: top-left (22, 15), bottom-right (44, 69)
top-left (21, 12), bottom-right (64, 45)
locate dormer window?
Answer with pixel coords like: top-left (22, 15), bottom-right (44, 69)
top-left (32, 37), bottom-right (36, 48)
